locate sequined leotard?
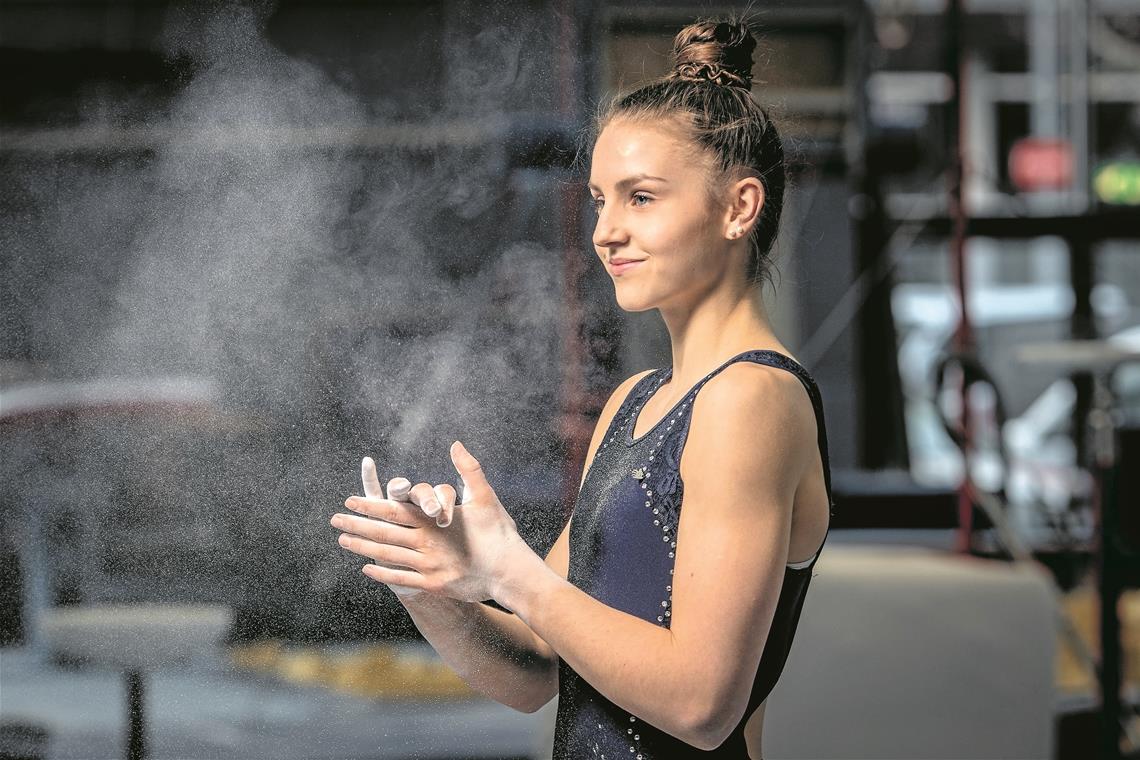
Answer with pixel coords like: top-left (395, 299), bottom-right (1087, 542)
top-left (550, 349), bottom-right (835, 759)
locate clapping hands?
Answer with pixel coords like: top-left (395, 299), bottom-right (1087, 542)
top-left (330, 441), bottom-right (529, 604)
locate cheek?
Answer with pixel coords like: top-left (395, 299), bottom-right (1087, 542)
top-left (645, 213), bottom-right (708, 261)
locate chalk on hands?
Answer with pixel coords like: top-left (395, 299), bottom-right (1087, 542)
top-left (360, 457), bottom-right (419, 597)
top-left (360, 455), bottom-right (458, 533)
top-left (361, 456), bottom-right (388, 500)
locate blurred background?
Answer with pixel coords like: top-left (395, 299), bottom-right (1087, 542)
top-left (1, 0), bottom-right (1139, 758)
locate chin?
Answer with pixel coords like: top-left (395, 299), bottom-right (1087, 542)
top-left (613, 287), bottom-right (658, 313)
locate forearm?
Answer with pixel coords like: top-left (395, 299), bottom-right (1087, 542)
top-left (493, 550), bottom-right (711, 746)
top-left (399, 592), bottom-right (558, 713)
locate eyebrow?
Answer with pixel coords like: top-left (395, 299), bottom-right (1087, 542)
top-left (587, 173), bottom-right (669, 193)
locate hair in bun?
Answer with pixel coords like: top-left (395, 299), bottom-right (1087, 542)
top-left (668, 20), bottom-right (757, 90)
top-left (587, 16), bottom-right (786, 291)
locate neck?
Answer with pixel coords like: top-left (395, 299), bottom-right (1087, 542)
top-left (658, 277), bottom-right (785, 386)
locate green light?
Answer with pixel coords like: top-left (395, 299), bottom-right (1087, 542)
top-left (1093, 162), bottom-right (1140, 205)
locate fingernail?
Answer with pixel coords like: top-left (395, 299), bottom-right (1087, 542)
top-left (330, 515), bottom-right (342, 527)
top-left (427, 500), bottom-right (441, 515)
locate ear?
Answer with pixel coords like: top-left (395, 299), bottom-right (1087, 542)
top-left (723, 175), bottom-right (765, 241)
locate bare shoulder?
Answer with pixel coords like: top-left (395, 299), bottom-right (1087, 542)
top-left (594, 368), bottom-right (657, 438)
top-left (680, 362), bottom-right (817, 490)
top-left (614, 368), bottom-right (657, 400)
top-left (704, 360), bottom-right (815, 435)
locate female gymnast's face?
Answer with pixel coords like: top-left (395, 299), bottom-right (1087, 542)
top-left (588, 117), bottom-right (729, 313)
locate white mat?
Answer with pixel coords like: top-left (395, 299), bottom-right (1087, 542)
top-left (764, 544), bottom-right (1057, 759)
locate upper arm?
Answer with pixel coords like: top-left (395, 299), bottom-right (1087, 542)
top-left (669, 364), bottom-right (817, 744)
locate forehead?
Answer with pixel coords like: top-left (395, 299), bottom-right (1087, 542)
top-left (588, 119), bottom-right (707, 187)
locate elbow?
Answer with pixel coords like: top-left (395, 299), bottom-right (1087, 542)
top-left (514, 690), bottom-right (556, 714)
top-left (682, 694), bottom-right (744, 751)
top-left (515, 660), bottom-right (558, 715)
top-left (683, 717), bottom-right (728, 752)
top-left (501, 682), bottom-right (554, 714)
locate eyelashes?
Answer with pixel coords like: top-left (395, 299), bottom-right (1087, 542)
top-left (588, 193), bottom-right (654, 214)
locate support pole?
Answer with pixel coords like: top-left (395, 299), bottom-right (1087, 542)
top-left (126, 670), bottom-right (145, 760)
top-left (946, 0), bottom-right (977, 554)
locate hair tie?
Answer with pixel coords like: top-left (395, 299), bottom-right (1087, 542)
top-left (672, 62), bottom-right (751, 90)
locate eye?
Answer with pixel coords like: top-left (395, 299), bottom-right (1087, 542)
top-left (589, 196), bottom-right (604, 214)
top-left (631, 193), bottom-right (653, 207)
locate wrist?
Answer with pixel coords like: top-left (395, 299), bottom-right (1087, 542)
top-left (398, 589), bottom-right (465, 615)
top-left (490, 535), bottom-right (546, 611)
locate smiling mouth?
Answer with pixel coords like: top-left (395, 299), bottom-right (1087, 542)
top-left (608, 259), bottom-right (644, 275)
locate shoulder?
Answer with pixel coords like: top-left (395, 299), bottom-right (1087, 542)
top-left (680, 361), bottom-right (816, 492)
top-left (700, 360), bottom-right (816, 435)
top-left (617, 368), bottom-right (658, 396)
top-left (601, 368), bottom-right (657, 416)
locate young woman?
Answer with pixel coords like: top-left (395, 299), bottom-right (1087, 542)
top-left (331, 17), bottom-right (835, 759)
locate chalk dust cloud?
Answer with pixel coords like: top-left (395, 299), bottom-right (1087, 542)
top-left (1, 0), bottom-right (599, 641)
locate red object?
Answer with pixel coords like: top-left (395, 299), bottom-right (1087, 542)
top-left (1008, 138), bottom-right (1074, 191)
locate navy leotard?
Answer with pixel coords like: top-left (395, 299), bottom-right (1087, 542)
top-left (550, 349), bottom-right (836, 759)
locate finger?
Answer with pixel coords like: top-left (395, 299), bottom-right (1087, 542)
top-left (337, 532), bottom-right (424, 568)
top-left (408, 482), bottom-right (443, 518)
top-left (450, 440), bottom-right (491, 501)
top-left (331, 513), bottom-right (422, 550)
top-left (361, 457), bottom-right (385, 499)
top-left (344, 496), bottom-right (433, 528)
top-left (386, 476), bottom-right (413, 502)
top-left (361, 563), bottom-right (426, 594)
top-left (433, 483), bottom-right (457, 528)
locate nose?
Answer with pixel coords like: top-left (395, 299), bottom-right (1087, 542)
top-left (592, 204), bottom-right (629, 251)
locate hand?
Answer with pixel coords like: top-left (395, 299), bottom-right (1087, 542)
top-left (339, 441), bottom-right (530, 603)
top-left (342, 456), bottom-right (452, 598)
top-left (363, 456), bottom-right (457, 529)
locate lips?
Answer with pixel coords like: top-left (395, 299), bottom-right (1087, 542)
top-left (608, 258), bottom-right (644, 275)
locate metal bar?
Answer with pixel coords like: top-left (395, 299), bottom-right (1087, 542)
top-left (1029, 0), bottom-right (1061, 137)
top-left (0, 121), bottom-right (509, 154)
top-left (1091, 376), bottom-right (1124, 760)
top-left (1067, 0), bottom-right (1090, 210)
top-left (868, 71), bottom-right (1140, 104)
top-left (886, 211), bottom-right (1140, 239)
top-left (126, 670), bottom-right (145, 760)
top-left (947, 0), bottom-right (977, 554)
top-left (557, 0), bottom-right (590, 520)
